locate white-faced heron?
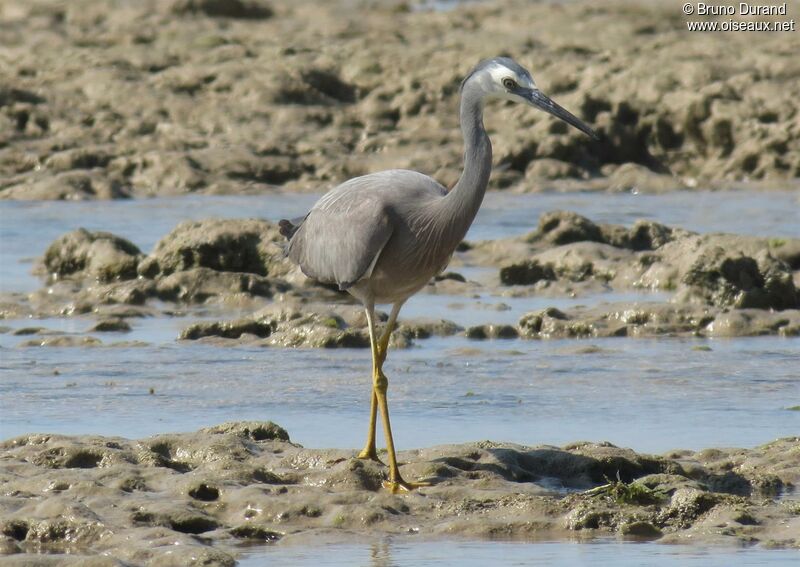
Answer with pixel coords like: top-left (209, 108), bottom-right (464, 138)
top-left (280, 56), bottom-right (597, 492)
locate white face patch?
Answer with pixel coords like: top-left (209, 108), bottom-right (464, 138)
top-left (479, 62), bottom-right (536, 99)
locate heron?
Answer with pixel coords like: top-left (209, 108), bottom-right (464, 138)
top-left (279, 56), bottom-right (597, 492)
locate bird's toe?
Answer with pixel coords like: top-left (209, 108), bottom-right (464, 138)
top-left (356, 449), bottom-right (386, 466)
top-left (382, 478), bottom-right (432, 493)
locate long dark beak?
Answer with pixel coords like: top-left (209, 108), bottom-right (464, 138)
top-left (525, 88), bottom-right (599, 140)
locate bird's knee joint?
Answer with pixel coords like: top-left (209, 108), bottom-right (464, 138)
top-left (373, 373), bottom-right (388, 393)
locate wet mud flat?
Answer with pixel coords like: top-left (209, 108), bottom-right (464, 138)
top-left (2, 0), bottom-right (800, 201)
top-left (1, 422), bottom-right (798, 565)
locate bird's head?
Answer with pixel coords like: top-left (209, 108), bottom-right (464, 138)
top-left (463, 56), bottom-right (598, 140)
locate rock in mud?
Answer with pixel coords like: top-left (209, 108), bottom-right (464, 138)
top-left (601, 220), bottom-right (682, 251)
top-left (497, 215), bottom-right (691, 288)
top-left (397, 318), bottom-right (463, 340)
top-left (30, 218), bottom-right (301, 321)
top-left (530, 211), bottom-right (604, 246)
top-left (177, 304), bottom-right (462, 348)
top-left (499, 260), bottom-right (556, 285)
top-left (465, 324), bottom-right (519, 339)
top-left (179, 317), bottom-right (274, 340)
top-left (90, 318), bottom-right (132, 333)
top-left (681, 246), bottom-right (798, 310)
top-left (138, 219), bottom-right (287, 279)
top-left (519, 307), bottom-right (598, 339)
top-left (514, 301), bottom-right (800, 339)
top-left (42, 229), bottom-right (142, 283)
top-left (177, 304), bottom-right (364, 347)
top-left (155, 267), bottom-right (273, 302)
top-left (86, 279), bottom-right (156, 306)
top-left (202, 421), bottom-right (290, 442)
top-left (769, 239), bottom-right (800, 270)
top-left (502, 242), bottom-right (621, 287)
top-left (168, 0), bottom-right (273, 19)
top-left (479, 212), bottom-right (799, 316)
top-left (704, 309), bottom-right (798, 338)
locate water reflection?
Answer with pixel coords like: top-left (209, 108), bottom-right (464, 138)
top-left (238, 538), bottom-right (800, 566)
top-left (370, 540), bottom-right (392, 567)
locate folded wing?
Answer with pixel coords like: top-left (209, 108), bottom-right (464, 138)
top-left (286, 185), bottom-right (393, 290)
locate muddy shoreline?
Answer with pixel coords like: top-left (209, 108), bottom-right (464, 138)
top-left (2, 0), bottom-right (800, 201)
top-left (1, 422), bottom-right (798, 565)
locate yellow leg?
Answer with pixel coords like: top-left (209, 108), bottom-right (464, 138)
top-left (356, 390), bottom-right (381, 462)
top-left (375, 306), bottom-right (398, 366)
top-left (362, 302), bottom-right (429, 493)
top-left (356, 302), bottom-right (401, 464)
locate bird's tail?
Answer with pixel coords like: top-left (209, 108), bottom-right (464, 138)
top-left (278, 219), bottom-right (296, 239)
top-left (278, 215), bottom-right (306, 240)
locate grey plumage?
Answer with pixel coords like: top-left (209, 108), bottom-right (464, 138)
top-left (287, 170), bottom-right (447, 295)
top-left (279, 56), bottom-right (597, 492)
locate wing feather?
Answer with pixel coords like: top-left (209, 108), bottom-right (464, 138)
top-left (287, 185), bottom-right (393, 289)
top-left (285, 170), bottom-right (446, 289)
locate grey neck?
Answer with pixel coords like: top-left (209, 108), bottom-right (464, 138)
top-left (442, 84), bottom-right (492, 242)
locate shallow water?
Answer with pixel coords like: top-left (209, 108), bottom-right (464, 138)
top-left (1, 191), bottom-right (798, 448)
top-left (238, 538), bottom-right (800, 566)
top-left (464, 189), bottom-right (800, 243)
top-left (2, 335), bottom-right (797, 453)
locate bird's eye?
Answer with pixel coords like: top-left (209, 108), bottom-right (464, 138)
top-left (502, 78), bottom-right (517, 90)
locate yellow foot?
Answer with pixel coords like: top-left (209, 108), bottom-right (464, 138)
top-left (382, 479), bottom-right (431, 494)
top-left (356, 448), bottom-right (385, 465)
